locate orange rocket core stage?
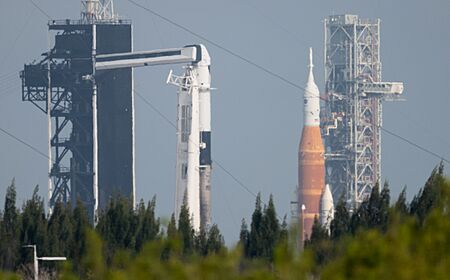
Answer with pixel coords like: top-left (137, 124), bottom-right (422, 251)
top-left (298, 125), bottom-right (325, 240)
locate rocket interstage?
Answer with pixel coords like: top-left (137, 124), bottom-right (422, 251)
top-left (298, 48), bottom-right (325, 241)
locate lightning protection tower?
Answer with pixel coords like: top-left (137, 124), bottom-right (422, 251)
top-left (20, 0), bottom-right (134, 222)
top-left (322, 15), bottom-right (403, 208)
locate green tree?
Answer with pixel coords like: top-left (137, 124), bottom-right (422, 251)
top-left (308, 217), bottom-right (329, 244)
top-left (135, 196), bottom-right (160, 251)
top-left (96, 196), bottom-right (137, 260)
top-left (19, 185), bottom-right (48, 264)
top-left (367, 183), bottom-right (381, 229)
top-left (178, 194), bottom-right (194, 256)
top-left (261, 194), bottom-right (280, 260)
top-left (377, 182), bottom-right (390, 231)
top-left (0, 179), bottom-right (20, 270)
top-left (322, 179), bottom-right (450, 280)
top-left (206, 224), bottom-right (224, 254)
top-left (330, 198), bottom-right (350, 240)
top-left (161, 213), bottom-right (180, 261)
top-left (410, 163), bottom-right (445, 224)
top-left (306, 216), bottom-right (333, 267)
top-left (195, 226), bottom-right (208, 256)
top-left (350, 199), bottom-right (369, 234)
top-left (279, 215), bottom-right (288, 243)
top-left (47, 200), bottom-right (73, 257)
top-left (71, 200), bottom-right (91, 274)
top-left (248, 193), bottom-right (264, 258)
top-left (167, 213), bottom-right (177, 239)
top-left (394, 186), bottom-right (408, 217)
top-left (239, 218), bottom-right (250, 257)
top-left (242, 194), bottom-right (285, 261)
top-left (349, 182), bottom-right (390, 234)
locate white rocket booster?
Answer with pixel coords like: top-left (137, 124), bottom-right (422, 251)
top-left (320, 184), bottom-right (334, 231)
top-left (197, 46), bottom-right (212, 229)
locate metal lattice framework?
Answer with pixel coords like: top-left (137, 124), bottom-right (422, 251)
top-left (323, 15), bottom-right (403, 207)
top-left (21, 24), bottom-right (96, 214)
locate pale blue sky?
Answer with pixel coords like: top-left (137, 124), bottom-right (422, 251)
top-left (0, 0), bottom-right (449, 244)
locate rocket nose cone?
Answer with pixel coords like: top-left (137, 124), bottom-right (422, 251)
top-left (322, 184), bottom-right (333, 201)
top-left (320, 185), bottom-right (334, 214)
top-left (320, 184), bottom-right (334, 208)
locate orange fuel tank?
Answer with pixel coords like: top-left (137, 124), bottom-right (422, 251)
top-left (298, 126), bottom-right (325, 240)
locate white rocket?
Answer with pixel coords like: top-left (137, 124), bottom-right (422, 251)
top-left (320, 184), bottom-right (334, 231)
top-left (173, 45), bottom-right (212, 231)
top-left (94, 44), bottom-right (212, 231)
top-left (298, 48), bottom-right (325, 239)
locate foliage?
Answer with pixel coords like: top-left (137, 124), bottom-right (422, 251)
top-left (240, 193), bottom-right (286, 261)
top-left (19, 186), bottom-right (48, 265)
top-left (330, 197), bottom-right (350, 240)
top-left (0, 180), bottom-right (20, 270)
top-left (410, 162), bottom-right (445, 223)
top-left (178, 193), bottom-right (194, 256)
top-left (0, 163), bottom-right (449, 279)
top-left (395, 186), bottom-right (408, 217)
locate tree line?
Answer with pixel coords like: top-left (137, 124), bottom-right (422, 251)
top-left (0, 163), bottom-right (449, 279)
top-left (0, 184), bottom-right (225, 278)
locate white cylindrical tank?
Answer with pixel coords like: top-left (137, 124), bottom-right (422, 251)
top-left (320, 184), bottom-right (334, 231)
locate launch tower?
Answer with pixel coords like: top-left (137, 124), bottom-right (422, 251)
top-left (20, 0), bottom-right (134, 221)
top-left (323, 15), bottom-right (403, 207)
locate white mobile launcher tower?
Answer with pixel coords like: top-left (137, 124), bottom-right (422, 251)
top-left (96, 45), bottom-right (212, 230)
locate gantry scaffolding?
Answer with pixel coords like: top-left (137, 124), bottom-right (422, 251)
top-left (322, 15), bottom-right (403, 207)
top-left (20, 12), bottom-right (134, 221)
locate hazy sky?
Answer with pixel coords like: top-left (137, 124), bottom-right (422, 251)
top-left (0, 0), bottom-right (449, 244)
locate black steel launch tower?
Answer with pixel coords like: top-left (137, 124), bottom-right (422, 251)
top-left (20, 1), bottom-right (134, 221)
